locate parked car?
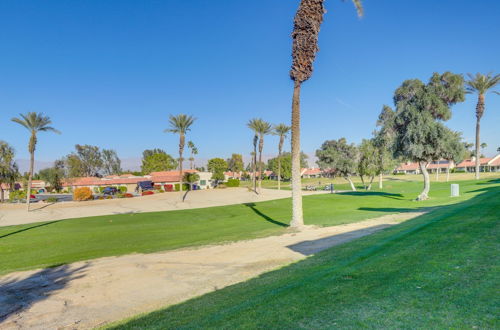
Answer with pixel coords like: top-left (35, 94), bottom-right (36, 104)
top-left (102, 187), bottom-right (118, 195)
top-left (136, 181), bottom-right (154, 193)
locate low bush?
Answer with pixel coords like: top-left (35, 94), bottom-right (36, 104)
top-left (93, 187), bottom-right (100, 194)
top-left (393, 172), bottom-right (406, 175)
top-left (226, 179), bottom-right (240, 187)
top-left (119, 186), bottom-right (127, 193)
top-left (9, 190), bottom-right (26, 201)
top-left (174, 184), bottom-right (190, 191)
top-left (142, 191), bottom-right (154, 196)
top-left (45, 196), bottom-right (58, 203)
top-left (73, 187), bottom-right (93, 201)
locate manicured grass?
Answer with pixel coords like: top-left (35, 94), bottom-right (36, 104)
top-left (0, 178), bottom-right (498, 276)
top-left (108, 182), bottom-right (500, 329)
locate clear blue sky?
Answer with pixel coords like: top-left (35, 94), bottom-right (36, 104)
top-left (1, 0), bottom-right (499, 169)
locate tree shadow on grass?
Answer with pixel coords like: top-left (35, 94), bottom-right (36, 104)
top-left (338, 191), bottom-right (405, 200)
top-left (243, 203), bottom-right (288, 227)
top-left (0, 264), bottom-right (88, 323)
top-left (0, 221), bottom-right (61, 240)
top-left (358, 206), bottom-right (436, 213)
top-left (287, 224), bottom-right (391, 256)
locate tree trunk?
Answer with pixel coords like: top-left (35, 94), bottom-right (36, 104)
top-left (252, 151), bottom-right (256, 194)
top-left (436, 167), bottom-right (439, 181)
top-left (367, 176), bottom-right (374, 191)
top-left (359, 175), bottom-right (366, 190)
top-left (346, 176), bottom-right (356, 191)
top-left (258, 136), bottom-right (263, 194)
top-left (0, 186), bottom-right (4, 202)
top-left (446, 163), bottom-right (450, 182)
top-left (417, 161), bottom-right (430, 200)
top-left (378, 173), bottom-right (383, 189)
top-left (475, 94), bottom-right (484, 180)
top-left (290, 81), bottom-right (303, 228)
top-left (27, 150), bottom-right (35, 211)
top-left (179, 134), bottom-right (184, 194)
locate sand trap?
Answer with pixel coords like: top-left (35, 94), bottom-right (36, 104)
top-left (0, 211), bottom-right (423, 329)
top-left (0, 188), bottom-right (327, 227)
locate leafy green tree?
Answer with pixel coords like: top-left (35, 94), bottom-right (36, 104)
top-left (463, 142), bottom-right (474, 159)
top-left (441, 130), bottom-right (466, 182)
top-left (11, 112), bottom-right (60, 211)
top-left (247, 118), bottom-right (272, 194)
top-left (316, 138), bottom-right (359, 191)
top-left (389, 72), bottom-right (465, 200)
top-left (141, 150), bottom-right (177, 174)
top-left (289, 0), bottom-right (363, 227)
top-left (165, 114), bottom-right (196, 193)
top-left (38, 161), bottom-right (64, 192)
top-left (465, 73), bottom-right (499, 179)
top-left (207, 158), bottom-right (227, 183)
top-left (63, 145), bottom-right (103, 177)
top-left (273, 123), bottom-right (291, 190)
top-left (374, 105), bottom-right (398, 189)
top-left (268, 152), bottom-right (308, 181)
top-left (227, 153), bottom-right (244, 177)
top-left (0, 141), bottom-right (19, 202)
top-left (357, 139), bottom-right (378, 190)
top-left (187, 141), bottom-right (198, 170)
top-left (102, 149), bottom-right (122, 176)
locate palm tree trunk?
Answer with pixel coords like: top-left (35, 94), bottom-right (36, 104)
top-left (417, 161), bottom-right (430, 201)
top-left (252, 151), bottom-right (256, 193)
top-left (277, 153), bottom-right (281, 190)
top-left (179, 135), bottom-right (184, 194)
top-left (258, 137), bottom-right (263, 194)
top-left (475, 94), bottom-right (484, 180)
top-left (290, 81), bottom-right (303, 228)
top-left (27, 150), bottom-right (34, 211)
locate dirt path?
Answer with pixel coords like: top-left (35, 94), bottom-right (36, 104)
top-left (0, 188), bottom-right (327, 227)
top-left (0, 211), bottom-right (423, 329)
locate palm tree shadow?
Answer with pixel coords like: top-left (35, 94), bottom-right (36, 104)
top-left (0, 221), bottom-right (61, 240)
top-left (243, 203), bottom-right (288, 227)
top-left (0, 264), bottom-right (88, 322)
top-left (30, 202), bottom-right (57, 211)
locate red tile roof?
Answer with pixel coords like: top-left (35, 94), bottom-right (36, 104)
top-left (396, 162), bottom-right (419, 171)
top-left (489, 157), bottom-right (500, 166)
top-left (456, 158), bottom-right (492, 168)
top-left (302, 168), bottom-right (322, 175)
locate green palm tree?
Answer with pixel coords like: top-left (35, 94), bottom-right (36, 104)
top-left (289, 0), bottom-right (363, 227)
top-left (0, 141), bottom-right (19, 202)
top-left (164, 114), bottom-right (196, 193)
top-left (252, 136), bottom-right (258, 192)
top-left (11, 112), bottom-right (60, 211)
top-left (187, 141), bottom-right (198, 170)
top-left (273, 123), bottom-right (291, 190)
top-left (247, 118), bottom-right (272, 194)
top-left (465, 73), bottom-right (500, 179)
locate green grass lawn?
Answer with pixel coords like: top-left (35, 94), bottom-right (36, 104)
top-left (108, 181), bottom-right (500, 329)
top-left (0, 178), bottom-right (498, 276)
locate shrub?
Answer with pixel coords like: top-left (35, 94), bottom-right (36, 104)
top-left (157, 189), bottom-right (165, 193)
top-left (93, 187), bottom-right (100, 193)
top-left (119, 186), bottom-right (127, 193)
top-left (9, 190), bottom-right (26, 201)
top-left (73, 187), bottom-right (93, 201)
top-left (393, 172), bottom-right (406, 176)
top-left (226, 179), bottom-right (240, 187)
top-left (46, 196), bottom-right (58, 203)
top-left (142, 191), bottom-right (154, 196)
top-left (174, 183), bottom-right (190, 191)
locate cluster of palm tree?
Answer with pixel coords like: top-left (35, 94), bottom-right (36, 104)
top-left (247, 119), bottom-right (291, 194)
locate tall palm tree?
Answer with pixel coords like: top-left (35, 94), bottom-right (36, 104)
top-left (164, 114), bottom-right (196, 193)
top-left (465, 72), bottom-right (500, 179)
top-left (247, 118), bottom-right (272, 194)
top-left (11, 112), bottom-right (60, 211)
top-left (273, 123), bottom-right (291, 190)
top-left (251, 135), bottom-right (258, 193)
top-left (187, 141), bottom-right (198, 169)
top-left (289, 0), bottom-right (363, 227)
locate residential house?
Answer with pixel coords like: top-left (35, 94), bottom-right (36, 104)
top-left (301, 168), bottom-right (323, 178)
top-left (456, 154), bottom-right (500, 172)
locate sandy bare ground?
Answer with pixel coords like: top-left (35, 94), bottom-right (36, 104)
top-left (0, 188), bottom-right (326, 227)
top-left (0, 211), bottom-right (423, 329)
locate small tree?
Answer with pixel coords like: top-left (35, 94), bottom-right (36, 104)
top-left (268, 152), bottom-right (308, 181)
top-left (207, 158), bottom-right (227, 185)
top-left (389, 72), bottom-right (465, 200)
top-left (183, 172), bottom-right (200, 191)
top-left (38, 161), bottom-right (65, 193)
top-left (273, 123), bottom-right (291, 190)
top-left (316, 138), bottom-right (358, 191)
top-left (102, 149), bottom-right (122, 176)
top-left (357, 139), bottom-right (378, 190)
top-left (187, 141), bottom-right (198, 170)
top-left (374, 105), bottom-right (397, 189)
top-left (0, 141), bottom-right (19, 202)
top-left (441, 130), bottom-right (466, 182)
top-left (247, 119), bottom-right (272, 194)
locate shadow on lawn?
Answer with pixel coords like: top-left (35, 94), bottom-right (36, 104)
top-left (0, 264), bottom-right (88, 323)
top-left (0, 221), bottom-right (61, 240)
top-left (338, 191), bottom-right (404, 200)
top-left (358, 206), bottom-right (436, 213)
top-left (287, 224), bottom-right (391, 256)
top-left (243, 203), bottom-right (288, 227)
